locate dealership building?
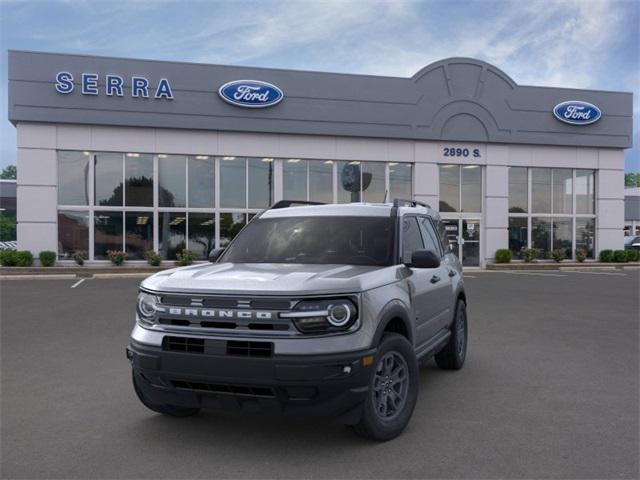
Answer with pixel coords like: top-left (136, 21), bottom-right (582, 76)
top-left (7, 50), bottom-right (633, 267)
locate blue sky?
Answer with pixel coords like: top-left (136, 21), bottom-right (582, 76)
top-left (1, 0), bottom-right (638, 171)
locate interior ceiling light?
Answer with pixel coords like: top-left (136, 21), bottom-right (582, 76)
top-left (195, 155), bottom-right (209, 160)
top-left (222, 156), bottom-right (236, 161)
top-left (126, 153), bottom-right (140, 157)
top-left (262, 158), bottom-right (273, 162)
top-left (287, 159), bottom-right (301, 163)
top-left (463, 165), bottom-right (479, 169)
top-left (158, 154), bottom-right (168, 159)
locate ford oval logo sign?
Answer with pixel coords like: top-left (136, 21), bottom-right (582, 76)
top-left (553, 100), bottom-right (601, 125)
top-left (218, 80), bottom-right (283, 108)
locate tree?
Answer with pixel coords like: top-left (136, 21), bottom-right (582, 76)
top-left (625, 172), bottom-right (640, 188)
top-left (1, 165), bottom-right (16, 179)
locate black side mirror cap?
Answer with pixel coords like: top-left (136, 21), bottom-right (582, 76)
top-left (208, 248), bottom-right (225, 263)
top-left (406, 249), bottom-right (441, 269)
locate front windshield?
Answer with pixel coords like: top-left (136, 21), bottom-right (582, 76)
top-left (221, 216), bottom-right (394, 266)
top-left (624, 236), bottom-right (638, 245)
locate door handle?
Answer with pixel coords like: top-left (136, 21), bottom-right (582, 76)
top-left (430, 275), bottom-right (441, 284)
top-left (448, 269), bottom-right (456, 278)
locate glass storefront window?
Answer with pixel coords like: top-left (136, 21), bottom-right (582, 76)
top-left (309, 160), bottom-right (333, 203)
top-left (575, 170), bottom-right (595, 214)
top-left (158, 212), bottom-right (186, 260)
top-left (552, 217), bottom-right (572, 258)
top-left (461, 165), bottom-right (481, 212)
top-left (57, 211), bottom-right (89, 259)
top-left (158, 155), bottom-right (186, 207)
top-left (125, 212), bottom-right (153, 260)
top-left (439, 165), bottom-right (459, 212)
top-left (576, 218), bottom-right (595, 259)
top-left (283, 159), bottom-right (307, 201)
top-left (531, 217), bottom-right (551, 258)
top-left (389, 163), bottom-right (412, 200)
top-left (58, 151), bottom-right (90, 205)
top-left (552, 169), bottom-right (572, 214)
top-left (188, 156), bottom-right (215, 208)
top-left (248, 158), bottom-right (273, 208)
top-left (220, 213), bottom-right (246, 247)
top-left (508, 217), bottom-right (527, 259)
top-left (362, 162), bottom-right (386, 202)
top-left (94, 211), bottom-right (123, 259)
top-left (220, 157), bottom-right (246, 208)
top-left (125, 153), bottom-right (153, 207)
top-left (508, 167), bottom-right (527, 213)
top-left (95, 153), bottom-right (123, 206)
top-left (531, 168), bottom-right (552, 213)
top-left (188, 213), bottom-right (215, 259)
top-left (338, 161), bottom-right (361, 203)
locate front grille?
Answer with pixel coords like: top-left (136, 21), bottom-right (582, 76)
top-left (227, 341), bottom-right (273, 357)
top-left (171, 380), bottom-right (275, 398)
top-left (162, 336), bottom-right (204, 353)
top-left (159, 295), bottom-right (291, 310)
top-left (162, 336), bottom-right (273, 357)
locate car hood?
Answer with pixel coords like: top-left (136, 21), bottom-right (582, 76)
top-left (141, 262), bottom-right (399, 296)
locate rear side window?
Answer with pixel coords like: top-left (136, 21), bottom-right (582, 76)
top-left (402, 217), bottom-right (424, 264)
top-left (418, 217), bottom-right (442, 256)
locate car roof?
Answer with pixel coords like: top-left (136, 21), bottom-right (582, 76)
top-left (260, 202), bottom-right (440, 220)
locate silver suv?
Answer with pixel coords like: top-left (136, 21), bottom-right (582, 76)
top-left (127, 199), bottom-right (468, 441)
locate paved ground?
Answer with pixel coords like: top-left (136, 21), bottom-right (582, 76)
top-left (1, 270), bottom-right (638, 479)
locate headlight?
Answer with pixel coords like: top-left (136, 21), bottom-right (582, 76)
top-left (281, 298), bottom-right (358, 334)
top-left (136, 291), bottom-right (159, 324)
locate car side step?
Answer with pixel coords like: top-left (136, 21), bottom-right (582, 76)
top-left (415, 329), bottom-right (451, 361)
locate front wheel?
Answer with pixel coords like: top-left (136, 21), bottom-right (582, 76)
top-left (351, 333), bottom-right (419, 441)
top-left (435, 299), bottom-right (467, 370)
top-left (132, 371), bottom-right (200, 417)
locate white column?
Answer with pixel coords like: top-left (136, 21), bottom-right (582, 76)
top-left (596, 149), bottom-right (625, 253)
top-left (483, 145), bottom-right (509, 264)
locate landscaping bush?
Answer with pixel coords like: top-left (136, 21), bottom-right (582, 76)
top-left (494, 249), bottom-right (512, 263)
top-left (0, 249), bottom-right (18, 266)
top-left (144, 250), bottom-right (162, 266)
top-left (14, 250), bottom-right (34, 267)
top-left (599, 249), bottom-right (614, 262)
top-left (626, 249), bottom-right (639, 262)
top-left (575, 248), bottom-right (587, 263)
top-left (521, 248), bottom-right (538, 263)
top-left (39, 250), bottom-right (56, 267)
top-left (175, 249), bottom-right (197, 266)
top-left (551, 249), bottom-right (566, 263)
top-left (107, 250), bottom-right (127, 266)
top-left (613, 250), bottom-right (628, 263)
top-left (72, 250), bottom-right (88, 266)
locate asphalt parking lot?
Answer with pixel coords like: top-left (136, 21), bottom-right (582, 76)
top-left (1, 270), bottom-right (638, 479)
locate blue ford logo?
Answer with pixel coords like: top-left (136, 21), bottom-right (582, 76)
top-left (218, 80), bottom-right (283, 108)
top-left (553, 100), bottom-right (601, 125)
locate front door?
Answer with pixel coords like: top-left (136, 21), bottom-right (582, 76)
top-left (441, 218), bottom-right (481, 267)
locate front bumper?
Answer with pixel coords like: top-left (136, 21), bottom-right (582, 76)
top-left (128, 339), bottom-right (376, 423)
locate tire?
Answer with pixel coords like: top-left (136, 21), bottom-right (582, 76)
top-left (132, 371), bottom-right (200, 417)
top-left (435, 299), bottom-right (467, 370)
top-left (351, 333), bottom-right (419, 441)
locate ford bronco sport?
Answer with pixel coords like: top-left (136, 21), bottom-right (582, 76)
top-left (128, 199), bottom-right (468, 441)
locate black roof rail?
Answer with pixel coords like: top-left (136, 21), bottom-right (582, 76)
top-left (270, 200), bottom-right (325, 209)
top-left (392, 198), bottom-right (431, 209)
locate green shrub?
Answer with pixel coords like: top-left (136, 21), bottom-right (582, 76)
top-left (14, 250), bottom-right (34, 267)
top-left (626, 249), bottom-right (639, 262)
top-left (144, 250), bottom-right (162, 266)
top-left (107, 250), bottom-right (127, 266)
top-left (521, 248), bottom-right (538, 263)
top-left (0, 249), bottom-right (18, 266)
top-left (551, 249), bottom-right (566, 263)
top-left (575, 248), bottom-right (587, 263)
top-left (599, 249), bottom-right (614, 262)
top-left (72, 250), bottom-right (88, 266)
top-left (175, 249), bottom-right (197, 266)
top-left (39, 250), bottom-right (56, 267)
top-left (613, 250), bottom-right (628, 263)
top-left (495, 249), bottom-right (512, 263)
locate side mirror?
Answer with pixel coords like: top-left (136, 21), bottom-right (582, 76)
top-left (208, 248), bottom-right (225, 263)
top-left (406, 249), bottom-right (441, 269)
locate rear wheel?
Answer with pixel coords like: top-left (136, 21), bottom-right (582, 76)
top-left (435, 299), bottom-right (467, 370)
top-left (351, 333), bottom-right (419, 441)
top-left (132, 371), bottom-right (200, 417)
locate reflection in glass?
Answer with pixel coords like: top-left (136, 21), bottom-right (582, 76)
top-left (531, 168), bottom-right (552, 213)
top-left (576, 218), bottom-right (595, 258)
top-left (508, 217), bottom-right (527, 259)
top-left (125, 212), bottom-right (153, 260)
top-left (439, 165), bottom-right (459, 212)
top-left (58, 151), bottom-right (90, 205)
top-left (508, 167), bottom-right (528, 213)
top-left (125, 153), bottom-right (153, 206)
top-left (309, 161), bottom-right (333, 203)
top-left (552, 217), bottom-right (572, 257)
top-left (220, 213), bottom-right (246, 247)
top-left (188, 156), bottom-right (215, 208)
top-left (461, 165), bottom-right (481, 212)
top-left (158, 212), bottom-right (186, 260)
top-left (362, 162), bottom-right (386, 202)
top-left (158, 155), bottom-right (186, 207)
top-left (188, 213), bottom-right (215, 259)
top-left (283, 159), bottom-right (307, 201)
top-left (552, 169), bottom-right (572, 214)
top-left (575, 170), bottom-right (595, 214)
top-left (95, 153), bottom-right (123, 206)
top-left (220, 157), bottom-right (246, 208)
top-left (531, 217), bottom-right (551, 258)
top-left (389, 163), bottom-right (412, 200)
top-left (94, 211), bottom-right (123, 259)
top-left (58, 210), bottom-right (89, 258)
top-left (248, 158), bottom-right (273, 208)
top-left (338, 161), bottom-right (361, 203)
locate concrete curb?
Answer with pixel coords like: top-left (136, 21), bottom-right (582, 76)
top-left (486, 262), bottom-right (639, 271)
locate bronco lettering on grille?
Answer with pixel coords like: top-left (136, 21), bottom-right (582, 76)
top-left (155, 306), bottom-right (273, 320)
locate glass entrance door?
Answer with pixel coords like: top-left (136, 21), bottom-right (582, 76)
top-left (441, 218), bottom-right (481, 267)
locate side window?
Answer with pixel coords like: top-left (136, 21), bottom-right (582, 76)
top-left (402, 217), bottom-right (424, 264)
top-left (418, 217), bottom-right (442, 256)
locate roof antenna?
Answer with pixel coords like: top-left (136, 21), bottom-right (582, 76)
top-left (383, 189), bottom-right (389, 203)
